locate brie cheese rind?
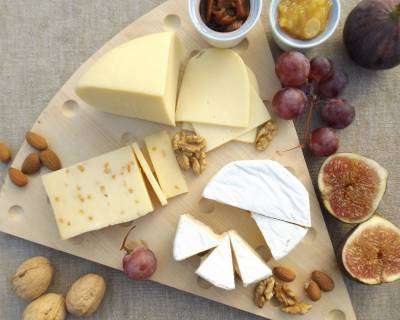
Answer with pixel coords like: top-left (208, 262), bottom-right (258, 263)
top-left (202, 160), bottom-right (311, 227)
top-left (229, 231), bottom-right (272, 287)
top-left (195, 234), bottom-right (235, 290)
top-left (251, 213), bottom-right (308, 260)
top-left (173, 214), bottom-right (222, 261)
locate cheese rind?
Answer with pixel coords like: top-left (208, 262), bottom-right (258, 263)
top-left (144, 131), bottom-right (188, 198)
top-left (76, 32), bottom-right (186, 126)
top-left (42, 146), bottom-right (153, 240)
top-left (173, 214), bottom-right (222, 261)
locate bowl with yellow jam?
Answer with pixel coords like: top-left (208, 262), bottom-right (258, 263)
top-left (269, 0), bottom-right (341, 51)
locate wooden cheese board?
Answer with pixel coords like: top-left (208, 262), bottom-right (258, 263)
top-left (0, 0), bottom-right (356, 319)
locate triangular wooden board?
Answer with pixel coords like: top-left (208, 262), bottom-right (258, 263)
top-left (0, 0), bottom-right (356, 319)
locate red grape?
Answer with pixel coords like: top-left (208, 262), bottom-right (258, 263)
top-left (321, 99), bottom-right (355, 129)
top-left (272, 88), bottom-right (307, 120)
top-left (309, 128), bottom-right (339, 157)
top-left (275, 52), bottom-right (310, 87)
top-left (122, 246), bottom-right (157, 281)
top-left (309, 56), bottom-right (333, 82)
top-left (318, 70), bottom-right (349, 98)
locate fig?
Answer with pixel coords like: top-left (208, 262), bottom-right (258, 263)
top-left (318, 153), bottom-right (388, 223)
top-left (340, 215), bottom-right (400, 284)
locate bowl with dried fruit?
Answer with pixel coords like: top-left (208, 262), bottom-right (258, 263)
top-left (269, 0), bottom-right (341, 51)
top-left (188, 0), bottom-right (262, 48)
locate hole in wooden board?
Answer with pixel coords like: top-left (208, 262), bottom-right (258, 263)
top-left (235, 38), bottom-right (249, 52)
top-left (62, 100), bottom-right (79, 117)
top-left (198, 198), bottom-right (215, 214)
top-left (197, 276), bottom-right (212, 289)
top-left (163, 14), bottom-right (181, 31)
top-left (326, 310), bottom-right (346, 320)
top-left (8, 205), bottom-right (24, 221)
top-left (256, 245), bottom-right (272, 262)
top-left (120, 132), bottom-right (138, 146)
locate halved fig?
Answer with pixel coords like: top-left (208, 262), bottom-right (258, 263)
top-left (340, 215), bottom-right (400, 284)
top-left (318, 153), bottom-right (388, 223)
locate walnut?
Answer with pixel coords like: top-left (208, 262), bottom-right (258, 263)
top-left (11, 256), bottom-right (54, 300)
top-left (172, 131), bottom-right (207, 175)
top-left (274, 282), bottom-right (297, 306)
top-left (22, 293), bottom-right (66, 320)
top-left (256, 120), bottom-right (277, 151)
top-left (282, 302), bottom-right (312, 315)
top-left (254, 277), bottom-right (275, 308)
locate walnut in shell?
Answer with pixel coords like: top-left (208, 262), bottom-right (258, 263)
top-left (22, 293), bottom-right (66, 320)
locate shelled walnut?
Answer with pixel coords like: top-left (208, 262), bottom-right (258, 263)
top-left (254, 276), bottom-right (275, 308)
top-left (256, 120), bottom-right (277, 151)
top-left (282, 302), bottom-right (312, 315)
top-left (274, 282), bottom-right (297, 306)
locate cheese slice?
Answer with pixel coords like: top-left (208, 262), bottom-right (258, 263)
top-left (251, 213), bottom-right (308, 260)
top-left (202, 160), bottom-right (311, 227)
top-left (229, 231), bottom-right (272, 287)
top-left (76, 32), bottom-right (186, 126)
top-left (195, 234), bottom-right (235, 290)
top-left (176, 49), bottom-right (250, 128)
top-left (235, 129), bottom-right (257, 143)
top-left (42, 146), bottom-right (153, 240)
top-left (144, 131), bottom-right (188, 198)
top-left (131, 143), bottom-right (167, 206)
top-left (173, 214), bottom-right (222, 261)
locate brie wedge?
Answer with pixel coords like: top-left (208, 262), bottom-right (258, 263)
top-left (173, 214), bottom-right (222, 261)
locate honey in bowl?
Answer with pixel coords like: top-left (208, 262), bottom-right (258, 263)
top-left (278, 0), bottom-right (332, 41)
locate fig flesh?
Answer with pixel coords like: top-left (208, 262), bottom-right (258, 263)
top-left (318, 153), bottom-right (388, 223)
top-left (341, 215), bottom-right (400, 284)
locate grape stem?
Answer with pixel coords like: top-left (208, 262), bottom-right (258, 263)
top-left (304, 92), bottom-right (317, 145)
top-left (120, 225), bottom-right (136, 253)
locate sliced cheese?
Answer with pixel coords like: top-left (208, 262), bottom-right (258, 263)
top-left (195, 234), bottom-right (235, 290)
top-left (229, 230), bottom-right (272, 287)
top-left (173, 214), bottom-right (222, 261)
top-left (76, 32), bottom-right (186, 126)
top-left (235, 129), bottom-right (257, 143)
top-left (144, 131), bottom-right (188, 198)
top-left (202, 160), bottom-right (311, 227)
top-left (42, 146), bottom-right (153, 240)
top-left (176, 49), bottom-right (250, 128)
top-left (251, 213), bottom-right (308, 260)
top-left (131, 143), bottom-right (167, 206)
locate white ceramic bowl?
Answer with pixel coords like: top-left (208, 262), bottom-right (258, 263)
top-left (269, 0), bottom-right (341, 52)
top-left (188, 0), bottom-right (263, 48)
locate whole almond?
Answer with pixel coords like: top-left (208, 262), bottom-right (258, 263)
top-left (0, 143), bottom-right (12, 163)
top-left (312, 271), bottom-right (335, 292)
top-left (9, 168), bottom-right (28, 187)
top-left (26, 131), bottom-right (48, 151)
top-left (40, 149), bottom-right (62, 171)
top-left (305, 280), bottom-right (321, 301)
top-left (273, 266), bottom-right (296, 282)
top-left (22, 153), bottom-right (41, 174)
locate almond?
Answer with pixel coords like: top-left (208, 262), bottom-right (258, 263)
top-left (9, 168), bottom-right (28, 187)
top-left (305, 280), bottom-right (321, 301)
top-left (311, 271), bottom-right (335, 292)
top-left (273, 266), bottom-right (296, 282)
top-left (40, 149), bottom-right (62, 171)
top-left (0, 143), bottom-right (12, 163)
top-left (26, 131), bottom-right (48, 151)
top-left (22, 153), bottom-right (42, 174)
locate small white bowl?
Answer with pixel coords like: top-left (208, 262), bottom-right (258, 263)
top-left (269, 0), bottom-right (341, 52)
top-left (188, 0), bottom-right (263, 48)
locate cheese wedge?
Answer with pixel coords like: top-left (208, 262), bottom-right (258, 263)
top-left (195, 234), bottom-right (235, 290)
top-left (202, 160), bottom-right (311, 227)
top-left (76, 32), bottom-right (186, 126)
top-left (235, 129), bottom-right (257, 143)
top-left (131, 143), bottom-right (167, 206)
top-left (176, 49), bottom-right (250, 128)
top-left (229, 231), bottom-right (272, 287)
top-left (42, 146), bottom-right (153, 240)
top-left (173, 214), bottom-right (222, 261)
top-left (251, 213), bottom-right (308, 260)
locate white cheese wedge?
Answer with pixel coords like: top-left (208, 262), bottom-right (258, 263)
top-left (195, 234), bottom-right (235, 290)
top-left (131, 143), bottom-right (167, 206)
top-left (202, 160), bottom-right (311, 227)
top-left (173, 214), bottom-right (222, 261)
top-left (251, 213), bottom-right (308, 260)
top-left (76, 32), bottom-right (186, 126)
top-left (229, 230), bottom-right (272, 287)
top-left (42, 146), bottom-right (153, 240)
top-left (144, 131), bottom-right (188, 198)
top-left (176, 49), bottom-right (250, 128)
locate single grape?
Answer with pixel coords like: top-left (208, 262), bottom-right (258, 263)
top-left (321, 99), bottom-right (355, 129)
top-left (275, 51), bottom-right (310, 87)
top-left (122, 247), bottom-right (157, 281)
top-left (309, 56), bottom-right (333, 82)
top-left (272, 87), bottom-right (307, 120)
top-left (318, 69), bottom-right (349, 98)
top-left (309, 128), bottom-right (339, 157)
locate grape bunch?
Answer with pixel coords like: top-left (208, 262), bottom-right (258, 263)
top-left (273, 52), bottom-right (355, 157)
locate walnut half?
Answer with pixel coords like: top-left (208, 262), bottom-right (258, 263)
top-left (254, 277), bottom-right (275, 308)
top-left (282, 302), bottom-right (312, 315)
top-left (256, 120), bottom-right (277, 151)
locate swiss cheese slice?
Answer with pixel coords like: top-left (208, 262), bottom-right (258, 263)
top-left (176, 49), bottom-right (250, 128)
top-left (42, 146), bottom-right (153, 240)
top-left (76, 32), bottom-right (186, 126)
